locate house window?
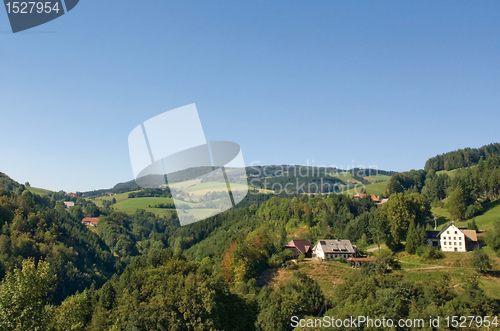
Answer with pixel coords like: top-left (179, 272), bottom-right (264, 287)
top-left (454, 242), bottom-right (457, 246)
top-left (459, 242), bottom-right (462, 246)
top-left (447, 231), bottom-right (450, 234)
top-left (454, 237), bottom-right (456, 240)
top-left (443, 236), bottom-right (446, 239)
top-left (455, 231), bottom-right (458, 234)
top-left (454, 248), bottom-right (457, 251)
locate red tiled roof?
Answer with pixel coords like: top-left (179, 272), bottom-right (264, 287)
top-left (82, 217), bottom-right (98, 225)
top-left (353, 193), bottom-right (380, 202)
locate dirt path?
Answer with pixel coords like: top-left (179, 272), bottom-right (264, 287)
top-left (398, 260), bottom-right (446, 271)
top-left (403, 266), bottom-right (445, 271)
top-left (367, 245), bottom-right (386, 252)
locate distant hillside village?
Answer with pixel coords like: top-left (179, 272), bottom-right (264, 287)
top-left (353, 193), bottom-right (388, 204)
top-left (285, 219), bottom-right (479, 268)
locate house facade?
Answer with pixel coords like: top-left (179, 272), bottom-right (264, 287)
top-left (426, 223), bottom-right (478, 252)
top-left (313, 239), bottom-right (357, 261)
top-left (64, 201), bottom-right (75, 209)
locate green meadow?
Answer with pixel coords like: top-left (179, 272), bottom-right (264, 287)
top-left (433, 198), bottom-right (500, 232)
top-left (28, 187), bottom-right (52, 196)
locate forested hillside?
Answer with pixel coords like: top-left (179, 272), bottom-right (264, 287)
top-left (2, 145), bottom-right (500, 330)
top-left (387, 155), bottom-right (500, 222)
top-left (425, 142), bottom-right (500, 172)
top-left (0, 174), bottom-right (115, 303)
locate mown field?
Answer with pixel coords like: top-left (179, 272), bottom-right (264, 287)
top-left (91, 192), bottom-right (220, 219)
top-left (342, 175), bottom-right (390, 197)
top-left (90, 181), bottom-right (257, 219)
top-left (27, 187), bottom-right (52, 196)
top-left (433, 198), bottom-right (500, 232)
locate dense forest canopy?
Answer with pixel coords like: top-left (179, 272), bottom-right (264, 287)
top-left (1, 143), bottom-right (500, 330)
top-left (424, 142), bottom-right (500, 172)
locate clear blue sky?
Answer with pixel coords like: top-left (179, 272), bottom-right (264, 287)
top-left (1, 1), bottom-right (499, 192)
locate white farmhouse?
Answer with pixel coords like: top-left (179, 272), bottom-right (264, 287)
top-left (64, 201), bottom-right (75, 208)
top-left (313, 239), bottom-right (357, 261)
top-left (426, 223), bottom-right (478, 252)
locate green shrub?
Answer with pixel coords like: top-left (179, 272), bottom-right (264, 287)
top-left (418, 246), bottom-right (444, 260)
top-left (416, 245), bottom-right (427, 257)
top-left (286, 261), bottom-right (298, 270)
top-left (425, 246), bottom-right (444, 260)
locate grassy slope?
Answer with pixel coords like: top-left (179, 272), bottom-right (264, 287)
top-left (27, 187), bottom-right (52, 196)
top-left (90, 188), bottom-right (226, 219)
top-left (260, 259), bottom-right (355, 300)
top-left (436, 165), bottom-right (477, 179)
top-left (363, 174), bottom-right (391, 183)
top-left (419, 198), bottom-right (500, 298)
top-left (264, 253), bottom-right (500, 300)
top-left (433, 198), bottom-right (500, 232)
top-left (343, 180), bottom-right (389, 197)
top-left (329, 171), bottom-right (361, 184)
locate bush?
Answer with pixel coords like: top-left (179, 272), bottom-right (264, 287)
top-left (337, 256), bottom-right (347, 263)
top-left (297, 253), bottom-right (305, 263)
top-left (468, 219), bottom-right (479, 232)
top-left (471, 247), bottom-right (491, 273)
top-left (375, 251), bottom-right (398, 274)
top-left (268, 254), bottom-right (282, 268)
top-left (269, 250), bottom-right (295, 268)
top-left (465, 201), bottom-right (483, 219)
top-left (417, 246), bottom-right (444, 260)
top-left (416, 245), bottom-right (427, 257)
top-left (425, 246), bottom-right (444, 260)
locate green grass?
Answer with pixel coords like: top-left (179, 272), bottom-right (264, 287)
top-left (469, 199), bottom-right (500, 232)
top-left (436, 165), bottom-right (477, 179)
top-left (365, 181), bottom-right (389, 196)
top-left (364, 174), bottom-right (391, 183)
top-left (342, 181), bottom-right (388, 197)
top-left (329, 171), bottom-right (361, 184)
top-left (91, 190), bottom-right (225, 219)
top-left (28, 187), bottom-right (52, 196)
top-left (91, 191), bottom-right (135, 207)
top-left (433, 198), bottom-right (500, 232)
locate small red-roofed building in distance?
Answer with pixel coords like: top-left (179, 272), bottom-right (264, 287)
top-left (353, 193), bottom-right (382, 203)
top-left (284, 240), bottom-right (313, 258)
top-left (82, 217), bottom-right (99, 227)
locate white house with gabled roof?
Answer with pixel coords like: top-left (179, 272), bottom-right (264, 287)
top-left (313, 239), bottom-right (357, 261)
top-left (427, 222), bottom-right (478, 252)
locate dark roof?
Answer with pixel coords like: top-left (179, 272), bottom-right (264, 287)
top-left (315, 239), bottom-right (356, 254)
top-left (284, 240), bottom-right (312, 254)
top-left (426, 231), bottom-right (440, 239)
